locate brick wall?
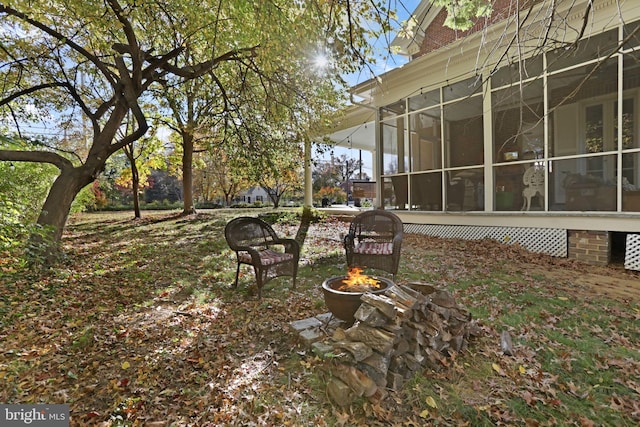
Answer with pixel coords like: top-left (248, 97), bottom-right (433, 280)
top-left (417, 0), bottom-right (539, 57)
top-left (568, 230), bottom-right (611, 265)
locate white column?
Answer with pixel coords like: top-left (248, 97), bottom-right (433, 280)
top-left (304, 139), bottom-right (313, 208)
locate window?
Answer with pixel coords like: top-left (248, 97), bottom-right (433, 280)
top-left (381, 118), bottom-right (409, 175)
top-left (444, 96), bottom-right (484, 169)
top-left (377, 19), bottom-right (640, 213)
top-left (411, 172), bottom-right (442, 211)
top-left (381, 76), bottom-right (485, 211)
top-left (409, 108), bottom-right (441, 171)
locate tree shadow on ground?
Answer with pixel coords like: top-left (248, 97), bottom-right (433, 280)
top-left (294, 207), bottom-right (314, 248)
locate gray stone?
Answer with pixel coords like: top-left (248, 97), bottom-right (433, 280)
top-left (289, 317), bottom-right (322, 332)
top-left (311, 341), bottom-right (335, 358)
top-left (299, 328), bottom-right (324, 345)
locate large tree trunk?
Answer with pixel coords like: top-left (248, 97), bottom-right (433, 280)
top-left (34, 167), bottom-right (94, 262)
top-left (131, 159), bottom-right (141, 219)
top-left (268, 192), bottom-right (280, 208)
top-left (181, 132), bottom-right (196, 215)
top-left (123, 144), bottom-right (141, 219)
top-left (32, 109), bottom-right (128, 263)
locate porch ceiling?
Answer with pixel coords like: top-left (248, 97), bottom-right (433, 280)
top-left (321, 104), bottom-right (376, 152)
top-left (324, 120), bottom-right (375, 152)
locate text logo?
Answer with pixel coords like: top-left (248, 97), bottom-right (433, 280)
top-left (1, 405), bottom-right (69, 426)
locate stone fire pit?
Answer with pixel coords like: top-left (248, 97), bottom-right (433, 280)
top-left (321, 271), bottom-right (395, 324)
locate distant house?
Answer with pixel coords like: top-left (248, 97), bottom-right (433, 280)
top-left (323, 0), bottom-right (640, 270)
top-left (236, 187), bottom-right (270, 205)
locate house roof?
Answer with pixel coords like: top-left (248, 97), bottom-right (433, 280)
top-left (390, 1), bottom-right (441, 58)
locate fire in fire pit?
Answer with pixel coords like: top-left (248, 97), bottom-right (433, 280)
top-left (322, 268), bottom-right (394, 324)
top-left (335, 267), bottom-right (384, 292)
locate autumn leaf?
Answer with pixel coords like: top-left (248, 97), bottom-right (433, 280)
top-left (578, 416), bottom-right (596, 427)
top-left (522, 391), bottom-right (535, 406)
top-left (3, 210), bottom-right (639, 426)
top-left (425, 396), bottom-right (438, 408)
top-left (332, 409), bottom-right (350, 427)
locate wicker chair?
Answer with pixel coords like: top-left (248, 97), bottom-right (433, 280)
top-left (224, 216), bottom-right (299, 298)
top-left (343, 209), bottom-right (403, 279)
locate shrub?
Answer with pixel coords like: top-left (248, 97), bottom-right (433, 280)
top-left (315, 186), bottom-right (347, 205)
top-left (0, 159), bottom-right (58, 265)
top-left (71, 184), bottom-right (101, 213)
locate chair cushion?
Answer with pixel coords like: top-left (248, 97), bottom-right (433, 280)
top-left (240, 249), bottom-right (294, 266)
top-left (353, 242), bottom-right (393, 255)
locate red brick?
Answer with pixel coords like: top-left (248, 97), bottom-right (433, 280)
top-left (416, 0), bottom-right (540, 56)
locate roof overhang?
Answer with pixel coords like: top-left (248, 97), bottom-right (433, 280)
top-left (319, 104), bottom-right (376, 151)
top-left (390, 2), bottom-right (442, 58)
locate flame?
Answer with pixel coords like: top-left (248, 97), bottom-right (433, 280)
top-left (337, 267), bottom-right (382, 292)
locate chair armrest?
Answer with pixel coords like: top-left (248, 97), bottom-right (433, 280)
top-left (232, 244), bottom-right (255, 253)
top-left (343, 233), bottom-right (356, 249)
top-left (234, 245), bottom-right (263, 264)
top-left (274, 238), bottom-right (300, 256)
top-left (392, 234), bottom-right (403, 252)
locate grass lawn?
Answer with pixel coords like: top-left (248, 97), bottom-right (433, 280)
top-left (1, 208), bottom-right (639, 426)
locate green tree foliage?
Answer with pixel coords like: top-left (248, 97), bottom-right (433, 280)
top-left (0, 0), bottom-right (407, 260)
top-left (0, 137), bottom-right (57, 261)
top-left (70, 183), bottom-right (103, 213)
top-left (432, 0), bottom-right (493, 30)
top-left (199, 144), bottom-right (252, 207)
top-left (253, 141), bottom-right (304, 208)
top-left (144, 170), bottom-right (183, 204)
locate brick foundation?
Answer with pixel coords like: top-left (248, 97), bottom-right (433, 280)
top-left (568, 230), bottom-right (611, 266)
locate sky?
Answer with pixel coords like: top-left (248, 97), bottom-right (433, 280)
top-left (343, 1), bottom-right (419, 86)
top-left (318, 0), bottom-right (420, 178)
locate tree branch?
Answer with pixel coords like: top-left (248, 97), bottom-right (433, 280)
top-left (0, 149), bottom-right (74, 171)
top-left (0, 82), bottom-right (68, 105)
top-left (114, 43), bottom-right (260, 80)
top-left (106, 0), bottom-right (143, 82)
top-left (0, 4), bottom-right (117, 87)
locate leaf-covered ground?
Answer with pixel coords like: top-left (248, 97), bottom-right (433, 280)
top-left (1, 209), bottom-right (639, 426)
